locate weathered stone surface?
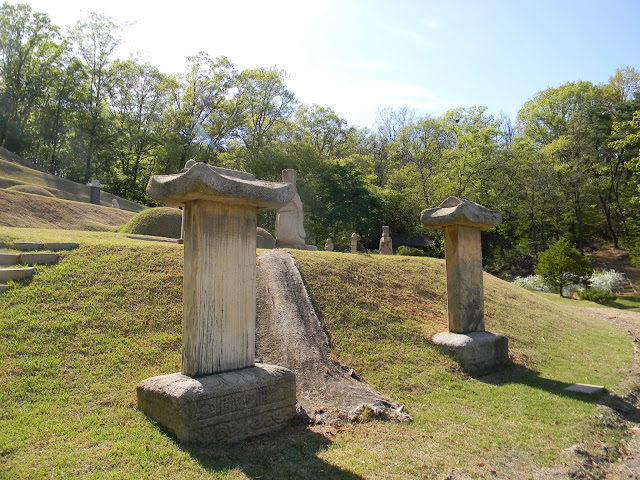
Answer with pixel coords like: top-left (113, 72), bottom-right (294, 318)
top-left (420, 196), bottom-right (502, 229)
top-left (444, 225), bottom-right (485, 333)
top-left (351, 233), bottom-right (358, 253)
top-left (275, 169), bottom-right (307, 249)
top-left (19, 252), bottom-right (59, 266)
top-left (111, 199), bottom-right (120, 209)
top-left (256, 227), bottom-right (276, 249)
top-left (0, 267), bottom-right (34, 282)
top-left (147, 162), bottom-right (294, 209)
top-left (43, 242), bottom-right (78, 251)
top-left (0, 284), bottom-right (7, 294)
top-left (379, 226), bottom-right (393, 255)
top-left (13, 242), bottom-right (44, 251)
top-left (0, 253), bottom-right (20, 266)
top-left (137, 364), bottom-right (296, 444)
top-left (87, 180), bottom-right (104, 205)
top-left (432, 331), bottom-right (509, 376)
top-left (564, 383), bottom-right (605, 395)
top-left (324, 238), bottom-right (334, 251)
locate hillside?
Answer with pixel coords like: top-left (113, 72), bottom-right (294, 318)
top-left (0, 147), bottom-right (145, 213)
top-left (0, 227), bottom-right (637, 479)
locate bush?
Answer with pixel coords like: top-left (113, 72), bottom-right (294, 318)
top-left (578, 287), bottom-right (616, 304)
top-left (590, 269), bottom-right (624, 293)
top-left (396, 246), bottom-right (426, 257)
top-left (512, 275), bottom-right (554, 292)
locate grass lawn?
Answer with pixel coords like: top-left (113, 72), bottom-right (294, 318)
top-left (0, 227), bottom-right (636, 479)
top-left (535, 291), bottom-right (640, 312)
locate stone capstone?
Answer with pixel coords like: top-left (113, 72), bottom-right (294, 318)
top-left (137, 364), bottom-right (296, 444)
top-left (147, 162), bottom-right (294, 209)
top-left (432, 331), bottom-right (509, 377)
top-left (420, 196), bottom-right (502, 229)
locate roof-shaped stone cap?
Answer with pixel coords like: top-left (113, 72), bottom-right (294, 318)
top-left (420, 196), bottom-right (502, 229)
top-left (87, 179), bottom-right (104, 189)
top-left (147, 162), bottom-right (294, 209)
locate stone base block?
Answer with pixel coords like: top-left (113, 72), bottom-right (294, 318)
top-left (432, 331), bottom-right (509, 376)
top-left (137, 363), bottom-right (296, 444)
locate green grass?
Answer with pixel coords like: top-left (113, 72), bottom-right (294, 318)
top-left (534, 291), bottom-right (640, 312)
top-left (0, 229), bottom-right (636, 479)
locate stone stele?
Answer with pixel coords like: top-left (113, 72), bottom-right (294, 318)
top-left (138, 162), bottom-right (297, 444)
top-left (350, 233), bottom-right (358, 253)
top-left (420, 196), bottom-right (508, 376)
top-left (379, 226), bottom-right (393, 255)
top-left (275, 169), bottom-right (308, 249)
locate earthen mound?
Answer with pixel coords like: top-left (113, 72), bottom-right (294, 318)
top-left (7, 184), bottom-right (56, 198)
top-left (119, 207), bottom-right (182, 238)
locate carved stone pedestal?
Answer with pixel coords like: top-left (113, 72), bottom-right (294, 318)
top-left (432, 331), bottom-right (509, 377)
top-left (137, 364), bottom-right (296, 445)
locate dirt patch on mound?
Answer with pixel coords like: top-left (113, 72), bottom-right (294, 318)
top-left (255, 249), bottom-right (411, 424)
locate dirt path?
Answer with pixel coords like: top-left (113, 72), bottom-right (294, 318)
top-left (255, 249), bottom-right (410, 424)
top-left (566, 306), bottom-right (640, 479)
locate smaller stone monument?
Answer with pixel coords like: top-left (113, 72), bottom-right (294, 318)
top-left (420, 196), bottom-right (508, 376)
top-left (87, 180), bottom-right (104, 205)
top-left (379, 226), bottom-right (393, 255)
top-left (324, 238), bottom-right (334, 251)
top-left (350, 233), bottom-right (358, 253)
top-left (111, 199), bottom-right (120, 209)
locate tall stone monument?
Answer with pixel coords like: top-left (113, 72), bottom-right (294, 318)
top-left (275, 169), bottom-right (308, 249)
top-left (137, 162), bottom-right (297, 444)
top-left (379, 226), bottom-right (393, 255)
top-left (350, 233), bottom-right (358, 253)
top-left (420, 196), bottom-right (508, 376)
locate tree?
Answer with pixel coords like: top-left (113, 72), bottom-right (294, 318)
top-left (535, 237), bottom-right (593, 297)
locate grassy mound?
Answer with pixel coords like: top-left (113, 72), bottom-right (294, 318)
top-left (119, 207), bottom-right (182, 238)
top-left (0, 229), bottom-right (635, 479)
top-left (0, 190), bottom-right (135, 231)
top-left (6, 184), bottom-right (56, 198)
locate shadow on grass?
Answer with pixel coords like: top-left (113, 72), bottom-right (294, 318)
top-left (479, 363), bottom-right (640, 423)
top-left (179, 422), bottom-right (364, 480)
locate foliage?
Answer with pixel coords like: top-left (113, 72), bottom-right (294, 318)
top-left (512, 274), bottom-right (554, 292)
top-left (577, 287), bottom-right (616, 304)
top-left (590, 269), bottom-right (625, 292)
top-left (396, 245), bottom-right (426, 256)
top-left (535, 238), bottom-right (593, 296)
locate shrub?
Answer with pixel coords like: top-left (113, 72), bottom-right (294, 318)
top-left (513, 275), bottom-right (554, 292)
top-left (578, 287), bottom-right (616, 304)
top-left (396, 246), bottom-right (426, 257)
top-left (535, 238), bottom-right (593, 297)
top-left (590, 269), bottom-right (624, 293)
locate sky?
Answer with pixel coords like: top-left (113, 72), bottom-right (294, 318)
top-left (8, 0), bottom-right (640, 128)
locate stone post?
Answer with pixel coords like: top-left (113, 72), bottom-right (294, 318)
top-left (137, 162), bottom-right (297, 444)
top-left (87, 180), bottom-right (104, 205)
top-left (275, 169), bottom-right (309, 250)
top-left (324, 238), bottom-right (334, 251)
top-left (420, 196), bottom-right (508, 376)
top-left (351, 233), bottom-right (358, 253)
top-left (379, 226), bottom-right (393, 255)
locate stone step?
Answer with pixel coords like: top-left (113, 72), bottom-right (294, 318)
top-left (19, 252), bottom-right (59, 266)
top-left (0, 284), bottom-right (7, 294)
top-left (43, 242), bottom-right (78, 251)
top-left (13, 242), bottom-right (44, 251)
top-left (0, 267), bottom-right (35, 282)
top-left (0, 253), bottom-right (21, 266)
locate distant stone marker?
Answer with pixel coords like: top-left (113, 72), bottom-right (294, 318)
top-left (325, 237), bottom-right (334, 251)
top-left (351, 233), bottom-right (358, 253)
top-left (137, 161), bottom-right (297, 444)
top-left (111, 199), bottom-right (120, 209)
top-left (87, 179), bottom-right (104, 205)
top-left (421, 196), bottom-right (508, 376)
top-left (275, 169), bottom-right (309, 249)
top-left (379, 226), bottom-right (393, 255)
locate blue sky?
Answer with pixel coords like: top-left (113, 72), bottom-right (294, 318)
top-left (11, 0), bottom-right (640, 127)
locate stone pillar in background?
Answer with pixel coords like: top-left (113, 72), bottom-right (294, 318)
top-left (379, 226), bottom-right (393, 255)
top-left (350, 233), bottom-right (358, 253)
top-left (111, 199), bottom-right (120, 209)
top-left (420, 196), bottom-right (508, 376)
top-left (275, 169), bottom-right (308, 249)
top-left (137, 162), bottom-right (297, 444)
top-left (324, 238), bottom-right (334, 251)
top-left (87, 180), bottom-right (104, 205)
